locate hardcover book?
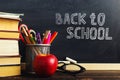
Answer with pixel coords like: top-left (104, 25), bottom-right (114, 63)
top-left (0, 64), bottom-right (21, 77)
top-left (0, 12), bottom-right (23, 31)
top-left (0, 30), bottom-right (19, 39)
top-left (0, 56), bottom-right (21, 65)
top-left (0, 39), bottom-right (19, 56)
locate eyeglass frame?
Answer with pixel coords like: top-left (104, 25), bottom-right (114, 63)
top-left (57, 62), bottom-right (86, 74)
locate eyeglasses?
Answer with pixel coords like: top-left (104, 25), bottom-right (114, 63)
top-left (58, 62), bottom-right (86, 74)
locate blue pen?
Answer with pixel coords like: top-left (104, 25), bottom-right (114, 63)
top-left (36, 33), bottom-right (42, 44)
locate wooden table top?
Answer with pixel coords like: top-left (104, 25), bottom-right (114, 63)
top-left (1, 70), bottom-right (120, 80)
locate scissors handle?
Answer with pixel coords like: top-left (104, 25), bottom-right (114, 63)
top-left (19, 24), bottom-right (29, 43)
top-left (19, 24), bottom-right (28, 32)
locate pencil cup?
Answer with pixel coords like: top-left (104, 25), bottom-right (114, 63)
top-left (25, 44), bottom-right (50, 73)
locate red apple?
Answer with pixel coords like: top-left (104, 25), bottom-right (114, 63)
top-left (33, 54), bottom-right (58, 77)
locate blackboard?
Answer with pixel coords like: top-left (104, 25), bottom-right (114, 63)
top-left (1, 0), bottom-right (120, 63)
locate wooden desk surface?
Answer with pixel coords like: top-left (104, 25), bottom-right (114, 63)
top-left (1, 70), bottom-right (120, 80)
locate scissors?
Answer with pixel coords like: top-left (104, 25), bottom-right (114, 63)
top-left (19, 24), bottom-right (37, 44)
top-left (58, 61), bottom-right (86, 74)
top-left (19, 24), bottom-right (29, 43)
top-left (28, 29), bottom-right (37, 43)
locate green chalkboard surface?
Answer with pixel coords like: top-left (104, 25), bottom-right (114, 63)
top-left (1, 0), bottom-right (120, 63)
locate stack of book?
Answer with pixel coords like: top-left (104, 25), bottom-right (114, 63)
top-left (0, 12), bottom-right (23, 77)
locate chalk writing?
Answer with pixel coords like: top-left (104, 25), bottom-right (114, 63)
top-left (55, 13), bottom-right (112, 40)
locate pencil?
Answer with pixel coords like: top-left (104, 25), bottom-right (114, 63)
top-left (50, 31), bottom-right (58, 44)
top-left (46, 33), bottom-right (51, 44)
top-left (42, 30), bottom-right (51, 43)
top-left (20, 26), bottom-right (41, 55)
